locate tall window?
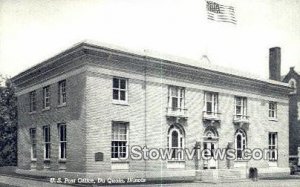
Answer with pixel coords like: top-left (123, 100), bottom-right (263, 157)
top-left (111, 122), bottom-right (128, 159)
top-left (58, 80), bottom-right (66, 105)
top-left (43, 125), bottom-right (51, 159)
top-left (235, 97), bottom-right (247, 117)
top-left (205, 92), bottom-right (218, 114)
top-left (43, 86), bottom-right (50, 109)
top-left (113, 78), bottom-right (128, 103)
top-left (269, 132), bottom-right (278, 161)
top-left (168, 86), bottom-right (185, 111)
top-left (29, 128), bottom-right (37, 160)
top-left (167, 125), bottom-right (184, 160)
top-left (235, 129), bottom-right (246, 160)
top-left (288, 79), bottom-right (297, 94)
top-left (29, 91), bottom-right (37, 112)
top-left (269, 101), bottom-right (277, 119)
top-left (58, 124), bottom-right (67, 160)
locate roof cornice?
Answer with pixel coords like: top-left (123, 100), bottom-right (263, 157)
top-left (12, 41), bottom-right (292, 95)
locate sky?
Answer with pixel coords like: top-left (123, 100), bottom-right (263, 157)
top-left (0, 0), bottom-right (300, 79)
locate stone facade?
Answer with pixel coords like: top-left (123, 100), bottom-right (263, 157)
top-left (12, 42), bottom-right (291, 180)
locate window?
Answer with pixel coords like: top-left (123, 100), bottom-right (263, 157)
top-left (29, 91), bottom-right (37, 112)
top-left (167, 125), bottom-right (185, 160)
top-left (43, 86), bottom-right (50, 109)
top-left (111, 122), bottom-right (128, 159)
top-left (204, 92), bottom-right (218, 114)
top-left (168, 86), bottom-right (185, 111)
top-left (288, 79), bottom-right (297, 94)
top-left (29, 128), bottom-right (37, 160)
top-left (269, 102), bottom-right (277, 119)
top-left (235, 97), bottom-right (247, 118)
top-left (58, 80), bottom-right (66, 105)
top-left (113, 78), bottom-right (128, 103)
top-left (58, 124), bottom-right (67, 160)
top-left (43, 125), bottom-right (51, 159)
top-left (235, 129), bottom-right (246, 160)
top-left (268, 132), bottom-right (278, 161)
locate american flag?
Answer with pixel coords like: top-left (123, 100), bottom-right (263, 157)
top-left (206, 1), bottom-right (237, 24)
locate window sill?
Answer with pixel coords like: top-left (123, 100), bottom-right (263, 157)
top-left (31, 159), bottom-right (37, 162)
top-left (57, 103), bottom-right (67, 108)
top-left (112, 100), bottom-right (129, 106)
top-left (111, 159), bottom-right (129, 163)
top-left (167, 160), bottom-right (185, 162)
top-left (167, 160), bottom-right (185, 169)
top-left (268, 118), bottom-right (278, 122)
top-left (268, 160), bottom-right (278, 167)
top-left (42, 107), bottom-right (50, 112)
top-left (234, 159), bottom-right (249, 162)
top-left (58, 159), bottom-right (67, 163)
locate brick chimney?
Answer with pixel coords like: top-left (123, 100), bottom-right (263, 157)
top-left (269, 47), bottom-right (281, 81)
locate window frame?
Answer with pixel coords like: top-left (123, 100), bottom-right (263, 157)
top-left (29, 128), bottom-right (37, 161)
top-left (204, 92), bottom-right (218, 114)
top-left (168, 86), bottom-right (185, 111)
top-left (58, 80), bottom-right (66, 106)
top-left (29, 90), bottom-right (37, 112)
top-left (268, 101), bottom-right (277, 119)
top-left (235, 129), bottom-right (247, 160)
top-left (42, 86), bottom-right (50, 110)
top-left (58, 124), bottom-right (67, 160)
top-left (167, 125), bottom-right (185, 160)
top-left (43, 125), bottom-right (51, 160)
top-left (268, 132), bottom-right (278, 161)
top-left (235, 96), bottom-right (247, 117)
top-left (112, 77), bottom-right (128, 104)
top-left (111, 122), bottom-right (129, 160)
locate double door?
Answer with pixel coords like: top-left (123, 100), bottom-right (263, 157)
top-left (203, 141), bottom-right (218, 169)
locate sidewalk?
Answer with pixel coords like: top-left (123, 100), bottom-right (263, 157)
top-left (1, 174), bottom-right (300, 187)
top-left (0, 175), bottom-right (69, 187)
top-left (0, 167), bottom-right (300, 187)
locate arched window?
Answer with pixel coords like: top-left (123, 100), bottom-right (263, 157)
top-left (235, 129), bottom-right (247, 160)
top-left (288, 79), bottom-right (297, 94)
top-left (168, 125), bottom-right (185, 159)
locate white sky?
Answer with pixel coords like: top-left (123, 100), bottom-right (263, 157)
top-left (0, 0), bottom-right (300, 78)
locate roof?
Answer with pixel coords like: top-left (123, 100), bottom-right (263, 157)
top-left (282, 67), bottom-right (300, 82)
top-left (12, 40), bottom-right (290, 88)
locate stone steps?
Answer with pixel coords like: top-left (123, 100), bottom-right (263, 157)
top-left (195, 169), bottom-right (247, 183)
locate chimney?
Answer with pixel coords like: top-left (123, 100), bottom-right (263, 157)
top-left (269, 47), bottom-right (281, 81)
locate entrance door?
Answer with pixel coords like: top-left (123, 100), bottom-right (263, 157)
top-left (203, 141), bottom-right (217, 169)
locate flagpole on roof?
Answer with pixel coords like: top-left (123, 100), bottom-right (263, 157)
top-left (203, 0), bottom-right (210, 62)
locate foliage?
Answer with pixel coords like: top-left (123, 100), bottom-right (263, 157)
top-left (0, 79), bottom-right (17, 166)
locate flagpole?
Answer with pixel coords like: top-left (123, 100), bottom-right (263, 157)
top-left (203, 0), bottom-right (209, 61)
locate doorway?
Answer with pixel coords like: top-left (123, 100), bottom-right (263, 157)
top-left (203, 127), bottom-right (219, 169)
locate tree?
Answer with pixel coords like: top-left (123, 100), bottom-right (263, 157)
top-left (0, 78), bottom-right (17, 166)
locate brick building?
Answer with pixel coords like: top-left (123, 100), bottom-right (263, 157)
top-left (282, 67), bottom-right (300, 158)
top-left (12, 42), bottom-right (292, 181)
